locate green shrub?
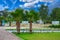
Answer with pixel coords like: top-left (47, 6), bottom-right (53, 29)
top-left (49, 25), bottom-right (60, 28)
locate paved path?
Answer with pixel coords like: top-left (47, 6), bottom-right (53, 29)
top-left (0, 29), bottom-right (20, 40)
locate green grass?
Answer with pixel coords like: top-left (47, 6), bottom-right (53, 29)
top-left (13, 32), bottom-right (60, 40)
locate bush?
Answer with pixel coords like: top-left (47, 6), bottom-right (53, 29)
top-left (49, 25), bottom-right (60, 28)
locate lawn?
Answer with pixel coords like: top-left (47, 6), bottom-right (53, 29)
top-left (13, 32), bottom-right (60, 40)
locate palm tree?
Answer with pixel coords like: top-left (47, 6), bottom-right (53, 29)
top-left (0, 9), bottom-right (8, 26)
top-left (11, 8), bottom-right (24, 33)
top-left (3, 9), bottom-right (12, 26)
top-left (0, 16), bottom-right (4, 26)
top-left (6, 12), bottom-right (13, 26)
top-left (0, 11), bottom-right (3, 26)
top-left (25, 10), bottom-right (39, 33)
top-left (39, 4), bottom-right (48, 24)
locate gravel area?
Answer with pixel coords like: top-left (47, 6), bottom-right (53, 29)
top-left (0, 29), bottom-right (20, 40)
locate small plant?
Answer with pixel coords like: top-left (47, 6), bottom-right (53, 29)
top-left (49, 25), bottom-right (60, 28)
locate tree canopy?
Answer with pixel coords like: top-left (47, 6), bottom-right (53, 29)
top-left (50, 8), bottom-right (60, 21)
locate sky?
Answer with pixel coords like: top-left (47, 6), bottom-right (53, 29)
top-left (0, 0), bottom-right (55, 11)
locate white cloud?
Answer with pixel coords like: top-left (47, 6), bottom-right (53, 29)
top-left (34, 4), bottom-right (41, 8)
top-left (27, 0), bottom-right (34, 2)
top-left (4, 6), bottom-right (9, 8)
top-left (23, 0), bottom-right (27, 2)
top-left (19, 5), bottom-right (23, 7)
top-left (39, 0), bottom-right (54, 2)
top-left (19, 0), bottom-right (54, 2)
top-left (19, 0), bottom-right (54, 8)
top-left (44, 3), bottom-right (47, 6)
top-left (24, 3), bottom-right (34, 7)
top-left (38, 4), bottom-right (41, 7)
top-left (23, 0), bottom-right (39, 7)
top-left (34, 5), bottom-right (37, 7)
top-left (20, 0), bottom-right (34, 2)
top-left (0, 5), bottom-right (4, 11)
top-left (0, 5), bottom-right (9, 11)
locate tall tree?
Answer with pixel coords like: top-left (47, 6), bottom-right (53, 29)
top-left (3, 9), bottom-right (12, 26)
top-left (39, 4), bottom-right (48, 23)
top-left (0, 11), bottom-right (3, 26)
top-left (50, 8), bottom-right (60, 21)
top-left (11, 8), bottom-right (24, 33)
top-left (25, 10), bottom-right (39, 33)
top-left (0, 9), bottom-right (8, 26)
top-left (0, 16), bottom-right (4, 26)
top-left (6, 12), bottom-right (13, 26)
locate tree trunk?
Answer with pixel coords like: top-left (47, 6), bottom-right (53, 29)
top-left (9, 22), bottom-right (11, 26)
top-left (30, 21), bottom-right (32, 33)
top-left (0, 21), bottom-right (2, 26)
top-left (16, 21), bottom-right (20, 33)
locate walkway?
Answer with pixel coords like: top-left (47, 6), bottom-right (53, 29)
top-left (0, 29), bottom-right (20, 40)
